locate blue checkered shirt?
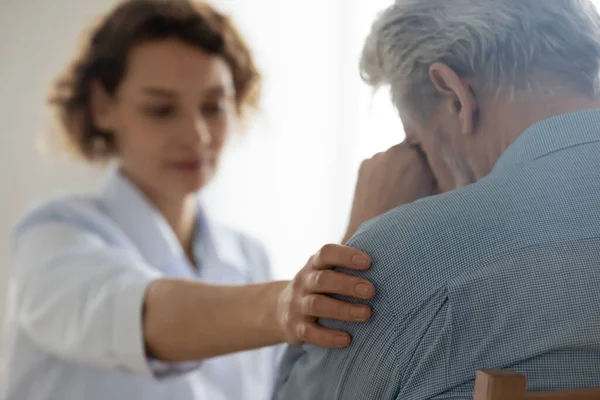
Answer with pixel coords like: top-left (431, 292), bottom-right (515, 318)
top-left (273, 110), bottom-right (600, 400)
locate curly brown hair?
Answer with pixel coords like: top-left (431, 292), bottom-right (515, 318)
top-left (49, 0), bottom-right (261, 161)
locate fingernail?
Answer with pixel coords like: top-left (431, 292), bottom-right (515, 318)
top-left (334, 335), bottom-right (350, 347)
top-left (352, 255), bottom-right (370, 266)
top-left (355, 283), bottom-right (372, 296)
top-left (351, 307), bottom-right (369, 319)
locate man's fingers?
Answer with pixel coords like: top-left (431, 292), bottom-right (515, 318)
top-left (297, 322), bottom-right (352, 349)
top-left (305, 270), bottom-right (375, 299)
top-left (301, 294), bottom-right (372, 322)
top-left (312, 244), bottom-right (371, 271)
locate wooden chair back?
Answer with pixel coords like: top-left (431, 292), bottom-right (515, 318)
top-left (473, 369), bottom-right (600, 400)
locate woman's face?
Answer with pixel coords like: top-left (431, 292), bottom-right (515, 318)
top-left (93, 38), bottom-right (236, 198)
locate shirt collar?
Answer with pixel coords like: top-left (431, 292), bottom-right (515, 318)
top-left (491, 109), bottom-right (600, 175)
top-left (100, 170), bottom-right (249, 277)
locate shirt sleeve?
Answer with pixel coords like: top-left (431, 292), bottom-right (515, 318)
top-left (271, 234), bottom-right (405, 400)
top-left (272, 320), bottom-right (402, 399)
top-left (11, 219), bottom-right (192, 379)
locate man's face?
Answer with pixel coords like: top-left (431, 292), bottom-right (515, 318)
top-left (398, 100), bottom-right (478, 193)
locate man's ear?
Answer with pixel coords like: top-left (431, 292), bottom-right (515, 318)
top-left (90, 81), bottom-right (117, 133)
top-left (428, 62), bottom-right (477, 136)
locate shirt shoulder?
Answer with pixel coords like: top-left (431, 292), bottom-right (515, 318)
top-left (211, 223), bottom-right (266, 255)
top-left (13, 194), bottom-right (127, 248)
top-left (205, 221), bottom-right (272, 281)
top-left (347, 177), bottom-right (511, 311)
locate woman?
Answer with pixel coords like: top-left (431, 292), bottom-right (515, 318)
top-left (1, 1), bottom-right (398, 399)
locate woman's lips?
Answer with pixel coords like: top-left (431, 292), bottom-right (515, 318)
top-left (167, 159), bottom-right (212, 172)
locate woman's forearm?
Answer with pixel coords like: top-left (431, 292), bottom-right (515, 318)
top-left (143, 279), bottom-right (289, 362)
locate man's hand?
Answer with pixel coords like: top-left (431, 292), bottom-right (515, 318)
top-left (343, 142), bottom-right (436, 242)
top-left (277, 244), bottom-right (375, 348)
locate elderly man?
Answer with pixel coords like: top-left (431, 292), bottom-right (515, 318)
top-left (273, 0), bottom-right (600, 399)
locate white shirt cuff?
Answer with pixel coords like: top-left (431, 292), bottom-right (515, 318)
top-left (111, 277), bottom-right (158, 378)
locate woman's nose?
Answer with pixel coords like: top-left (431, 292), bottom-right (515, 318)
top-left (187, 118), bottom-right (212, 146)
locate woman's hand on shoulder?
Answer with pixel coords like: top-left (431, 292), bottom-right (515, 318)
top-left (276, 244), bottom-right (375, 348)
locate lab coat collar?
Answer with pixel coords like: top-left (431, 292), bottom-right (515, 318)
top-left (100, 170), bottom-right (249, 278)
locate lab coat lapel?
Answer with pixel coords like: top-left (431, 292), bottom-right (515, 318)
top-left (101, 171), bottom-right (196, 279)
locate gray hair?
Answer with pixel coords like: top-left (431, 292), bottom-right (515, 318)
top-left (361, 0), bottom-right (600, 111)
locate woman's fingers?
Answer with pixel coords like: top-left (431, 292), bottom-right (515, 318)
top-left (303, 269), bottom-right (375, 299)
top-left (295, 321), bottom-right (352, 349)
top-left (301, 294), bottom-right (371, 322)
top-left (278, 244), bottom-right (376, 347)
top-left (310, 244), bottom-right (372, 271)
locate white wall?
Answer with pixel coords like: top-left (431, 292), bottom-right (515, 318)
top-left (201, 0), bottom-right (403, 281)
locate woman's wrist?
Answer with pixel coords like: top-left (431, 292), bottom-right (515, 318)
top-left (257, 280), bottom-right (290, 344)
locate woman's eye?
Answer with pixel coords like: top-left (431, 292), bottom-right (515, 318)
top-left (145, 105), bottom-right (175, 118)
top-left (202, 103), bottom-right (225, 117)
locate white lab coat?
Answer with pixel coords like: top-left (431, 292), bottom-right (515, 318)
top-left (2, 171), bottom-right (281, 400)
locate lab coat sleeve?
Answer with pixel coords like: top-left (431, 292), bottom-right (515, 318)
top-left (11, 218), bottom-right (173, 379)
top-left (241, 236), bottom-right (287, 385)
